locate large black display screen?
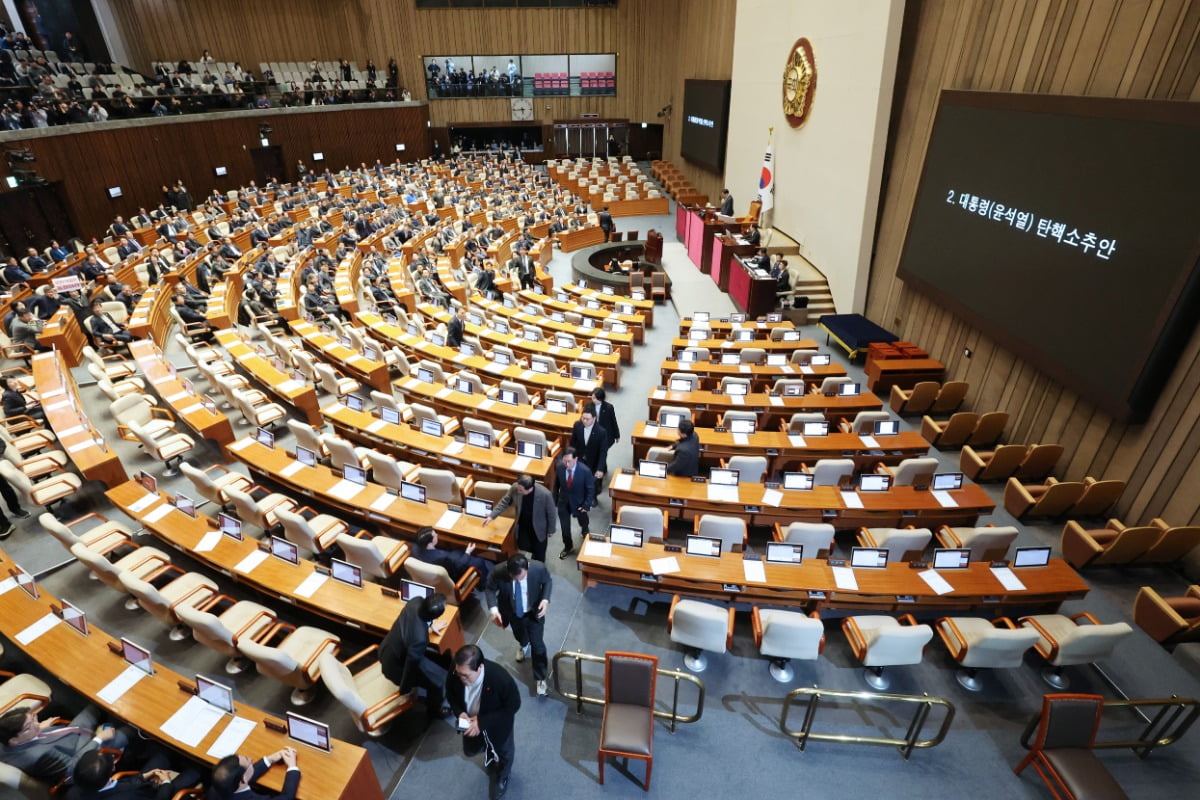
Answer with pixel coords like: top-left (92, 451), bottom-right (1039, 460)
top-left (897, 91), bottom-right (1200, 422)
top-left (681, 79), bottom-right (731, 173)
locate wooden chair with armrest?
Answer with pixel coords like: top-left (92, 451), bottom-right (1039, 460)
top-left (921, 412), bottom-right (978, 449)
top-left (889, 381), bottom-right (939, 416)
top-left (959, 444), bottom-right (1027, 482)
top-left (319, 647), bottom-right (415, 736)
top-left (1004, 477), bottom-right (1086, 521)
top-left (1013, 694), bottom-right (1129, 800)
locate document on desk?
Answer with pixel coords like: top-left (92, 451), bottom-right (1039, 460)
top-left (477, 398), bottom-right (496, 410)
top-left (743, 559), bottom-right (767, 583)
top-left (677, 362), bottom-right (692, 371)
top-left (510, 456), bottom-right (532, 472)
top-left (143, 504), bottom-right (175, 524)
top-left (128, 493), bottom-right (160, 514)
top-left (918, 570), bottom-right (954, 595)
top-left (800, 365), bottom-right (814, 374)
top-left (769, 395), bottom-right (784, 406)
top-left (644, 424), bottom-right (661, 439)
top-left (528, 410), bottom-right (546, 421)
top-left (234, 550), bottom-right (269, 575)
top-left (519, 370), bottom-right (536, 382)
top-left (739, 365), bottom-right (752, 374)
top-left (990, 567), bottom-right (1027, 592)
top-left (195, 530), bottom-right (223, 553)
top-left (206, 716), bottom-right (257, 759)
top-left (780, 365), bottom-right (795, 374)
top-left (328, 480), bottom-right (365, 501)
top-left (161, 695), bottom-right (225, 748)
top-left (229, 438), bottom-right (254, 452)
top-left (859, 435), bottom-right (880, 449)
top-left (582, 539), bottom-right (612, 558)
top-left (435, 509), bottom-right (461, 530)
top-left (277, 379), bottom-right (305, 394)
top-left (294, 572), bottom-right (328, 599)
top-left (369, 492), bottom-right (395, 512)
top-left (931, 490), bottom-right (958, 507)
top-left (325, 402), bottom-right (345, 415)
top-left (574, 379), bottom-right (595, 391)
top-left (0, 576), bottom-right (17, 596)
top-left (59, 424), bottom-right (86, 437)
top-left (612, 473), bottom-right (632, 492)
top-left (832, 567), bottom-right (858, 591)
top-left (279, 461), bottom-right (306, 479)
top-left (707, 484), bottom-right (740, 503)
top-left (16, 613), bottom-right (60, 645)
top-left (840, 491), bottom-right (865, 509)
top-left (649, 556), bottom-right (680, 575)
top-left (761, 489), bottom-right (783, 507)
top-left (434, 387), bottom-right (453, 400)
top-left (45, 400), bottom-right (71, 412)
top-left (788, 435), bottom-right (806, 448)
top-left (729, 395), bottom-right (745, 405)
top-left (652, 390), bottom-right (666, 400)
top-left (733, 433), bottom-right (750, 446)
top-left (180, 403), bottom-right (204, 416)
top-left (66, 441), bottom-right (96, 454)
top-left (98, 664), bottom-right (149, 704)
top-left (366, 419), bottom-right (388, 434)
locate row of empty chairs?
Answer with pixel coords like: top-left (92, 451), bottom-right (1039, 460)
top-left (890, 380), bottom-right (968, 416)
top-left (1005, 476), bottom-right (1125, 521)
top-left (1132, 585), bottom-right (1200, 645)
top-left (921, 411), bottom-right (1008, 449)
top-left (1061, 517), bottom-right (1200, 568)
top-left (959, 442), bottom-right (1062, 482)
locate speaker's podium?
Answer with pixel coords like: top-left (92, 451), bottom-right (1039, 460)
top-left (730, 255), bottom-right (778, 318)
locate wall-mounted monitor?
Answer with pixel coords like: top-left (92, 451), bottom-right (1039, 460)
top-left (681, 79), bottom-right (732, 173)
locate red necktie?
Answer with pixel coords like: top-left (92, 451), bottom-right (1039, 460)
top-left (567, 468), bottom-right (573, 489)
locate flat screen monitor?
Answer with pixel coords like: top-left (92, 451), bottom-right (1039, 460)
top-left (495, 321), bottom-right (510, 335)
top-left (218, 513), bottom-right (242, 541)
top-left (196, 675), bottom-right (235, 714)
top-left (767, 353), bottom-right (787, 366)
top-left (850, 547), bottom-right (889, 569)
top-left (464, 497), bottom-right (493, 519)
top-left (586, 299), bottom-right (601, 310)
top-left (1013, 546), bottom-right (1052, 568)
top-left (638, 460), bottom-right (667, 479)
top-left (693, 312), bottom-right (710, 322)
top-left (270, 536), bottom-right (299, 565)
top-left (431, 332), bottom-right (445, 347)
top-left (330, 558), bottom-right (363, 588)
top-left (688, 328), bottom-right (708, 341)
top-left (734, 329), bottom-right (754, 341)
top-left (60, 599), bottom-right (88, 636)
top-left (802, 421), bottom-right (829, 437)
top-left (468, 312), bottom-right (484, 326)
top-left (523, 329), bottom-right (539, 342)
top-left (493, 350), bottom-right (512, 366)
top-left (838, 382), bottom-right (862, 396)
top-left (768, 313), bottom-right (783, 322)
top-left (344, 394), bottom-right (364, 412)
top-left (729, 418), bottom-right (755, 434)
top-left (669, 378), bottom-right (693, 392)
top-left (121, 638), bottom-right (155, 675)
top-left (931, 472), bottom-right (964, 491)
top-left (870, 420), bottom-right (899, 437)
top-left (571, 366), bottom-right (593, 380)
top-left (810, 354), bottom-right (831, 366)
top-left (661, 412), bottom-right (683, 429)
top-left (582, 318), bottom-right (596, 329)
top-left (344, 464), bottom-right (367, 486)
top-left (466, 430), bottom-right (492, 448)
top-left (416, 367), bottom-right (436, 383)
top-left (181, 377), bottom-right (195, 396)
top-left (380, 406), bottom-right (401, 425)
top-left (782, 383), bottom-right (804, 396)
top-left (406, 323), bottom-right (419, 337)
top-left (556, 292), bottom-right (569, 302)
top-left (685, 535), bottom-right (722, 558)
top-left (710, 468), bottom-right (739, 486)
top-left (783, 472), bottom-right (814, 490)
top-left (545, 398), bottom-right (568, 414)
top-left (454, 378), bottom-right (474, 395)
top-left (601, 286), bottom-right (614, 295)
top-left (730, 313), bottom-right (746, 323)
top-left (503, 298), bottom-right (516, 309)
top-left (932, 548), bottom-right (971, 570)
top-left (610, 321), bottom-right (627, 334)
top-left (400, 481), bottom-right (427, 503)
top-left (678, 349), bottom-right (696, 363)
top-left (174, 493), bottom-right (197, 518)
top-left (337, 335), bottom-right (352, 350)
top-left (499, 389), bottom-right (519, 405)
top-left (725, 382), bottom-right (749, 396)
top-left (286, 711), bottom-right (332, 753)
top-left (460, 344), bottom-right (474, 357)
top-left (363, 346), bottom-right (379, 362)
top-left (296, 446), bottom-right (317, 467)
top-left (400, 579), bottom-right (434, 601)
top-left (609, 525), bottom-right (644, 548)
top-left (858, 474), bottom-right (891, 492)
top-left (531, 360), bottom-right (550, 374)
top-left (720, 353), bottom-right (740, 365)
top-left (517, 440), bottom-right (543, 459)
top-left (256, 427), bottom-right (275, 448)
top-left (555, 335), bottom-right (573, 348)
top-left (618, 303), bottom-right (635, 315)
top-left (420, 418), bottom-right (444, 437)
top-left (766, 542), bottom-right (804, 564)
top-left (780, 330), bottom-right (801, 342)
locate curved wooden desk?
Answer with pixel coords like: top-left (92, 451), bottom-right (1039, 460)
top-left (288, 320), bottom-right (391, 393)
top-left (521, 288), bottom-right (648, 341)
top-left (471, 295), bottom-right (636, 361)
top-left (129, 340), bottom-right (235, 456)
top-left (214, 330), bottom-right (323, 427)
top-left (560, 282), bottom-right (655, 327)
top-left (658, 358), bottom-right (846, 392)
top-left (646, 386), bottom-right (884, 428)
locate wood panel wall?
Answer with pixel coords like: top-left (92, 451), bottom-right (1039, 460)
top-left (103, 0), bottom-right (736, 201)
top-left (4, 105), bottom-right (429, 240)
top-left (869, 0), bottom-right (1200, 524)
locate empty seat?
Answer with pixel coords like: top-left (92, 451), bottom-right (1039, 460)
top-left (929, 381), bottom-right (968, 415)
top-left (403, 556), bottom-right (480, 605)
top-left (668, 595), bottom-right (734, 672)
top-left (276, 507), bottom-right (347, 558)
top-left (69, 541), bottom-right (172, 610)
top-left (1019, 612), bottom-right (1133, 688)
top-left (1013, 693), bottom-right (1129, 800)
top-left (935, 525), bottom-right (1019, 562)
top-left (1013, 443), bottom-right (1064, 480)
top-left (966, 411), bottom-right (1008, 448)
top-left (920, 412), bottom-right (978, 449)
top-left (841, 614), bottom-right (933, 690)
top-left (335, 532), bottom-right (407, 583)
top-left (1060, 519), bottom-right (1159, 569)
top-left (176, 600), bottom-right (277, 673)
top-left (959, 444), bottom-right (1027, 482)
top-left (1070, 478), bottom-right (1125, 518)
top-left (118, 568), bottom-right (219, 641)
top-left (889, 381), bottom-right (939, 415)
top-left (597, 651), bottom-right (657, 790)
top-left (319, 648), bottom-right (412, 736)
top-left (773, 522), bottom-right (836, 559)
top-left (238, 625), bottom-right (341, 705)
top-left (1135, 519), bottom-right (1200, 564)
top-left (616, 506), bottom-right (667, 542)
top-left (857, 527), bottom-right (933, 562)
top-left (878, 456), bottom-right (939, 488)
top-left (841, 411), bottom-right (891, 435)
top-left (1004, 478), bottom-right (1086, 520)
top-left (806, 458), bottom-right (855, 487)
top-left (752, 607), bottom-right (824, 682)
top-left (724, 455), bottom-right (767, 483)
top-left (1132, 585), bottom-right (1200, 645)
top-left (180, 462), bottom-right (254, 507)
top-left (39, 512), bottom-right (131, 557)
top-left (935, 616), bottom-right (1041, 691)
top-left (693, 514), bottom-right (747, 553)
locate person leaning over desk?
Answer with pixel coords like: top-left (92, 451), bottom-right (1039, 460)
top-left (665, 419), bottom-right (701, 478)
top-left (484, 475), bottom-right (556, 563)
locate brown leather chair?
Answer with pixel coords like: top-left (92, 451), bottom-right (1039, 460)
top-left (1014, 694), bottom-right (1129, 800)
top-left (1004, 477), bottom-right (1086, 520)
top-left (889, 381), bottom-right (939, 415)
top-left (921, 412), bottom-right (978, 449)
top-left (1060, 519), bottom-right (1158, 569)
top-left (1014, 443), bottom-right (1064, 480)
top-left (959, 444), bottom-right (1027, 482)
top-left (1135, 520), bottom-right (1200, 564)
top-left (928, 380), bottom-right (969, 415)
top-left (1069, 478), bottom-right (1125, 518)
top-left (965, 411), bottom-right (1008, 448)
top-left (1132, 585), bottom-right (1200, 645)
top-left (597, 651), bottom-right (657, 790)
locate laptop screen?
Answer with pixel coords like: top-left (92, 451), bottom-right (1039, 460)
top-left (466, 430), bottom-right (491, 448)
top-left (725, 382), bottom-right (749, 396)
top-left (331, 558), bottom-right (363, 588)
top-left (571, 366), bottom-right (593, 380)
top-left (931, 472), bottom-right (964, 491)
top-left (685, 535), bottom-right (722, 557)
top-left (766, 542), bottom-right (804, 564)
top-left (531, 360), bottom-right (550, 374)
top-left (932, 548), bottom-right (971, 570)
top-left (609, 525), bottom-right (643, 547)
top-left (493, 351), bottom-right (512, 366)
top-left (850, 547), bottom-right (889, 569)
top-left (783, 472), bottom-right (814, 490)
top-left (270, 536), bottom-right (299, 565)
top-left (464, 497), bottom-right (493, 519)
top-left (858, 474), bottom-right (891, 492)
top-left (802, 421), bottom-right (829, 437)
top-left (416, 368), bottom-right (435, 383)
top-left (720, 353), bottom-right (740, 365)
top-left (454, 378), bottom-right (474, 395)
top-left (638, 460), bottom-right (667, 479)
top-left (431, 333), bottom-right (446, 347)
top-left (767, 353), bottom-right (787, 366)
top-left (400, 481), bottom-right (427, 503)
top-left (499, 389), bottom-right (519, 405)
top-left (1013, 546), bottom-right (1051, 568)
top-left (782, 383), bottom-right (804, 396)
top-left (693, 311), bottom-right (710, 322)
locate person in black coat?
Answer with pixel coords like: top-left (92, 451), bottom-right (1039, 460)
top-left (411, 526), bottom-right (492, 583)
top-left (67, 749), bottom-right (200, 800)
top-left (598, 206), bottom-right (614, 242)
top-left (379, 593), bottom-right (450, 718)
top-left (554, 448), bottom-right (595, 557)
top-left (444, 645), bottom-right (521, 799)
top-left (446, 305), bottom-right (467, 348)
top-left (3, 376), bottom-right (43, 422)
top-left (666, 419), bottom-right (701, 477)
top-left (208, 748), bottom-right (300, 800)
top-left (568, 404), bottom-right (610, 479)
top-left (588, 387), bottom-right (620, 447)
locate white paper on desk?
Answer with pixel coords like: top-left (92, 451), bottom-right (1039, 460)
top-left (434, 387), bottom-right (453, 400)
top-left (0, 576), bottom-right (17, 596)
top-left (328, 480), bottom-right (364, 501)
top-left (519, 370), bottom-right (536, 381)
top-left (166, 391), bottom-right (190, 402)
top-left (652, 390), bottom-right (666, 400)
top-left (859, 435), bottom-right (880, 449)
top-left (781, 365), bottom-right (795, 374)
top-left (294, 572), bottom-right (328, 598)
top-left (582, 539), bottom-right (612, 558)
top-left (574, 379), bottom-right (595, 391)
top-left (762, 489), bottom-right (783, 507)
top-left (800, 365), bottom-right (814, 375)
top-left (435, 510), bottom-right (461, 530)
top-left (366, 419), bottom-right (388, 433)
top-left (445, 441), bottom-right (465, 455)
top-left (277, 379), bottom-right (304, 394)
top-left (143, 504), bottom-right (174, 524)
top-left (16, 613), bottom-right (59, 645)
top-left (612, 473), bottom-right (632, 491)
top-left (41, 388), bottom-right (66, 399)
top-left (743, 559), bottom-right (767, 583)
top-left (733, 433), bottom-right (750, 446)
top-left (180, 403), bottom-right (204, 416)
top-left (97, 664), bottom-right (149, 704)
top-left (477, 398), bottom-right (495, 410)
top-left (649, 556), bottom-right (680, 575)
top-left (66, 441), bottom-right (95, 454)
top-left (128, 493), bottom-right (159, 513)
top-left (195, 530), bottom-right (223, 553)
top-left (644, 424), bottom-right (660, 438)
top-left (161, 695), bottom-right (225, 747)
top-left (841, 491), bottom-right (865, 509)
top-left (369, 492), bottom-right (395, 512)
top-left (678, 362), bottom-right (692, 371)
top-left (279, 461), bottom-right (307, 479)
top-left (707, 484), bottom-right (740, 503)
top-left (788, 435), bottom-right (806, 448)
top-left (45, 400), bottom-right (71, 412)
top-left (58, 424), bottom-right (85, 437)
top-left (991, 567), bottom-right (1027, 592)
top-left (229, 438), bottom-right (254, 452)
top-left (769, 395), bottom-right (784, 406)
top-left (739, 365), bottom-right (751, 374)
top-left (510, 455), bottom-right (532, 472)
top-left (234, 550), bottom-right (269, 575)
top-left (919, 570), bottom-right (955, 596)
top-left (205, 716), bottom-right (256, 759)
top-left (729, 395), bottom-right (745, 405)
top-left (932, 490), bottom-right (958, 508)
top-left (325, 402), bottom-right (346, 414)
top-left (832, 567), bottom-right (859, 590)
top-left (529, 409), bottom-right (546, 421)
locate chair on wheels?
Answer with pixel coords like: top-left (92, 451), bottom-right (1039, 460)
top-left (597, 651), bottom-right (657, 791)
top-left (693, 514), bottom-right (747, 552)
top-left (335, 533), bottom-right (407, 584)
top-left (935, 616), bottom-right (1041, 691)
top-left (668, 595), bottom-right (733, 672)
top-left (1019, 612), bottom-right (1133, 688)
top-left (751, 607), bottom-right (824, 682)
top-left (841, 614), bottom-right (933, 690)
top-left (1013, 694), bottom-right (1129, 800)
top-left (876, 456), bottom-right (938, 488)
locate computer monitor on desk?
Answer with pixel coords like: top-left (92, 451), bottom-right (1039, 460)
top-left (218, 513), bottom-right (242, 541)
top-left (609, 525), bottom-right (644, 548)
top-left (710, 468), bottom-right (739, 486)
top-left (802, 421), bottom-right (829, 437)
top-left (121, 638), bottom-right (155, 675)
top-left (517, 440), bottom-right (543, 459)
top-left (874, 420), bottom-right (900, 436)
top-left (331, 558), bottom-right (363, 588)
top-left (838, 383), bottom-right (862, 397)
top-left (545, 398), bottom-right (568, 414)
top-left (60, 599), bottom-right (89, 636)
top-left (296, 446), bottom-right (317, 467)
top-left (1013, 546), bottom-right (1051, 568)
top-left (380, 406), bottom-right (401, 425)
top-left (270, 536), bottom-right (299, 565)
top-left (783, 472), bottom-right (814, 491)
top-left (810, 354), bottom-right (831, 366)
top-left (931, 472), bottom-right (964, 491)
top-left (661, 412), bottom-right (684, 429)
top-left (729, 418), bottom-right (755, 434)
top-left (932, 548), bottom-right (970, 570)
top-left (850, 547), bottom-right (889, 569)
top-left (638, 460), bottom-right (667, 479)
top-left (464, 497), bottom-right (493, 519)
top-left (467, 430), bottom-right (492, 449)
top-left (400, 481), bottom-right (427, 504)
top-left (400, 579), bottom-right (434, 601)
top-left (196, 675), bottom-right (235, 714)
top-left (685, 535), bottom-right (722, 558)
top-left (286, 712), bottom-right (332, 753)
top-left (858, 474), bottom-right (891, 492)
top-left (766, 542), bottom-right (804, 564)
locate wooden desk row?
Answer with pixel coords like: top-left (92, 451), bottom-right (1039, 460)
top-left (470, 294), bottom-right (637, 359)
top-left (560, 281), bottom-right (655, 327)
top-left (0, 548), bottom-right (383, 800)
top-left (657, 358), bottom-right (845, 392)
top-left (646, 386), bottom-right (884, 428)
top-left (519, 288), bottom-right (648, 339)
top-left (129, 340), bottom-right (235, 455)
top-left (678, 315), bottom-right (795, 336)
top-left (288, 320), bottom-right (392, 393)
top-left (214, 329), bottom-right (323, 427)
top-left (670, 335), bottom-right (819, 354)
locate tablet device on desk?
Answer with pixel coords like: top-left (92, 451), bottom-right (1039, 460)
top-left (586, 299), bottom-right (601, 311)
top-left (420, 418), bottom-right (444, 437)
top-left (531, 360), bottom-right (550, 374)
top-left (363, 345), bottom-right (380, 362)
top-left (874, 419), bottom-right (900, 436)
top-left (720, 353), bottom-right (740, 365)
top-left (810, 354), bottom-right (831, 366)
top-left (782, 472), bottom-right (814, 491)
top-left (330, 558), bottom-right (363, 588)
top-left (196, 675), bottom-right (235, 714)
top-left (218, 513), bottom-right (242, 541)
top-left (693, 311), bottom-right (710, 322)
top-left (780, 330), bottom-right (801, 342)
top-left (493, 351), bottom-right (512, 366)
top-left (344, 465), bottom-right (367, 486)
top-left (181, 377), bottom-right (196, 396)
top-left (344, 394), bottom-right (365, 412)
top-left (121, 638), bottom-right (155, 675)
top-left (431, 333), bottom-right (446, 347)
top-left (269, 536), bottom-right (299, 565)
top-left (555, 335), bottom-right (573, 349)
top-left (174, 493), bottom-right (197, 518)
top-left (286, 712), bottom-right (332, 753)
top-left (406, 323), bottom-right (420, 337)
top-left (688, 328), bottom-right (707, 341)
top-left (468, 312), bottom-right (485, 326)
top-left (638, 460), bottom-right (667, 479)
top-left (767, 313), bottom-right (783, 323)
top-left (601, 286), bottom-right (614, 296)
top-left (730, 313), bottom-right (746, 323)
top-left (416, 367), bottom-right (436, 383)
top-left (734, 329), bottom-right (754, 342)
top-left (582, 318), bottom-right (596, 330)
top-left (466, 430), bottom-right (492, 449)
top-left (523, 330), bottom-right (539, 342)
top-left (782, 383), bottom-right (804, 396)
top-left (931, 472), bottom-right (964, 491)
top-left (726, 382), bottom-right (749, 396)
top-left (766, 543), bottom-right (804, 564)
top-left (296, 446), bottom-right (317, 467)
top-left (556, 292), bottom-right (569, 303)
top-left (503, 298), bottom-right (516, 309)
top-left (660, 412), bottom-right (683, 429)
top-left (379, 406), bottom-right (401, 425)
top-left (591, 340), bottom-right (614, 357)
top-left (618, 303), bottom-right (635, 315)
top-left (495, 321), bottom-right (510, 335)
top-left (60, 599), bottom-right (89, 636)
top-left (202, 396), bottom-right (219, 415)
top-left (767, 353), bottom-right (787, 366)
top-left (400, 481), bottom-right (427, 503)
top-left (850, 547), bottom-right (889, 569)
top-left (609, 525), bottom-right (644, 548)
top-left (932, 548), bottom-right (970, 570)
top-left (138, 471), bottom-right (157, 494)
top-left (459, 344), bottom-right (474, 357)
top-left (571, 366), bottom-right (594, 381)
top-left (256, 428), bottom-right (275, 448)
top-left (710, 468), bottom-right (739, 486)
top-left (669, 378), bottom-right (692, 392)
top-left (499, 389), bottom-right (519, 405)
top-left (1013, 546), bottom-right (1051, 568)
top-left (400, 579), bottom-right (434, 601)
top-left (729, 418), bottom-right (756, 434)
top-left (802, 421), bottom-right (829, 437)
top-left (685, 535), bottom-right (722, 558)
top-left (678, 349), bottom-right (696, 363)
top-left (838, 382), bottom-right (861, 396)
top-left (464, 497), bottom-right (493, 519)
top-left (517, 440), bottom-right (543, 459)
top-left (454, 378), bottom-right (474, 395)
top-left (610, 321), bottom-right (627, 334)
top-left (337, 335), bottom-right (353, 350)
top-left (858, 474), bottom-right (891, 492)
top-left (545, 398), bottom-right (568, 414)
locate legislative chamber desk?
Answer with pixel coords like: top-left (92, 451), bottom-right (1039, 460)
top-left (607, 472), bottom-right (994, 529)
top-left (575, 541), bottom-right (1089, 615)
top-left (105, 481), bottom-right (465, 649)
top-left (678, 315), bottom-right (795, 337)
top-left (288, 320), bottom-right (392, 393)
top-left (524, 289), bottom-right (647, 342)
top-left (864, 357), bottom-right (947, 392)
top-left (629, 422), bottom-right (931, 474)
top-left (560, 282), bottom-right (655, 327)
top-left (711, 233), bottom-right (755, 292)
top-left (729, 256), bottom-right (779, 318)
top-left (0, 548), bottom-right (384, 800)
top-left (471, 295), bottom-right (636, 362)
top-left (31, 350), bottom-right (127, 489)
top-left (226, 438), bottom-right (517, 559)
top-left (658, 358), bottom-right (846, 392)
top-left (129, 340), bottom-right (235, 456)
top-left (646, 386), bottom-right (884, 428)
top-left (214, 329), bottom-right (323, 427)
top-left (670, 335), bottom-right (819, 354)
top-left (392, 372), bottom-right (576, 443)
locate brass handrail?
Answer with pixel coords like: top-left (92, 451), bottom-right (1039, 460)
top-left (550, 650), bottom-right (705, 733)
top-left (780, 686), bottom-right (956, 759)
top-left (1020, 696), bottom-right (1199, 760)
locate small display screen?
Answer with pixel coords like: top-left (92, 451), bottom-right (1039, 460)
top-left (931, 472), bottom-right (964, 491)
top-left (421, 418), bottom-right (444, 437)
top-left (685, 535), bottom-right (722, 557)
top-left (874, 420), bottom-right (900, 436)
top-left (802, 421), bottom-right (829, 437)
top-left (174, 493), bottom-right (197, 518)
top-left (344, 465), bottom-right (367, 486)
top-left (858, 474), bottom-right (891, 492)
top-left (467, 430), bottom-right (491, 448)
top-left (710, 468), bottom-right (739, 486)
top-left (331, 558), bottom-right (363, 588)
top-left (400, 579), bottom-right (434, 601)
top-left (517, 441), bottom-right (543, 459)
top-left (766, 543), bottom-right (804, 564)
top-left (638, 460), bottom-right (667, 479)
top-left (296, 447), bottom-right (317, 467)
top-left (256, 428), bottom-right (275, 448)
top-left (401, 481), bottom-right (427, 503)
top-left (464, 497), bottom-right (493, 518)
top-left (218, 513), bottom-right (242, 540)
top-left (783, 472), bottom-right (814, 490)
top-left (932, 548), bottom-right (971, 570)
top-left (286, 712), bottom-right (332, 752)
top-left (270, 536), bottom-right (300, 565)
top-left (121, 638), bottom-right (155, 675)
top-left (850, 547), bottom-right (889, 569)
top-left (196, 675), bottom-right (235, 714)
top-left (609, 525), bottom-right (643, 547)
top-left (1013, 546), bottom-right (1051, 568)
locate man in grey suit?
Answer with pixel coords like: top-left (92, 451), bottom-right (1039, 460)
top-left (484, 474), bottom-right (556, 563)
top-left (0, 705), bottom-right (125, 783)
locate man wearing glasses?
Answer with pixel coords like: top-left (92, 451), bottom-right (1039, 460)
top-left (445, 644), bottom-right (521, 800)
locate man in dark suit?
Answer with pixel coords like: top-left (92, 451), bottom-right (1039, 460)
top-left (0, 705), bottom-right (125, 783)
top-left (379, 592), bottom-right (451, 719)
top-left (745, 222), bottom-right (761, 246)
top-left (569, 404), bottom-right (610, 481)
top-left (666, 419), bottom-right (701, 477)
top-left (446, 305), bottom-right (467, 348)
top-left (598, 206), bottom-right (614, 242)
top-left (208, 748), bottom-right (299, 800)
top-left (513, 247), bottom-right (535, 290)
top-left (444, 644), bottom-right (521, 800)
top-left (589, 387), bottom-right (620, 447)
top-left (554, 447), bottom-right (595, 558)
top-left (67, 749), bottom-right (200, 800)
top-left (411, 526), bottom-right (492, 583)
top-left (719, 188), bottom-right (734, 216)
top-left (484, 475), bottom-right (556, 562)
top-left (485, 554), bottom-right (552, 697)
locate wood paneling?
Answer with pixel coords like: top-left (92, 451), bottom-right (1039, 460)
top-left (2, 105), bottom-right (429, 240)
top-left (104, 0), bottom-right (736, 202)
top-left (869, 0), bottom-right (1200, 524)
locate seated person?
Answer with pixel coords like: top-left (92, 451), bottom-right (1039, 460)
top-left (10, 308), bottom-right (46, 352)
top-left (0, 705), bottom-right (127, 784)
top-left (411, 526), bottom-right (492, 584)
top-left (88, 301), bottom-right (133, 346)
top-left (2, 257), bottom-right (31, 285)
top-left (66, 748), bottom-right (201, 800)
top-left (210, 747), bottom-right (299, 800)
top-left (2, 376), bottom-right (44, 423)
top-left (172, 295), bottom-right (215, 343)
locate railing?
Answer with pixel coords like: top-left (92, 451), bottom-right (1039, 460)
top-left (779, 686), bottom-right (956, 759)
top-left (1021, 696), bottom-right (1199, 760)
top-left (550, 650), bottom-right (704, 733)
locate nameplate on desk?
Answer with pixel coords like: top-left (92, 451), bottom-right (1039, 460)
top-left (294, 572), bottom-right (328, 599)
top-left (840, 492), bottom-right (865, 509)
top-left (918, 570), bottom-right (954, 596)
top-left (143, 504), bottom-right (175, 524)
top-left (234, 549), bottom-right (269, 574)
top-left (97, 664), bottom-right (149, 704)
top-left (931, 490), bottom-right (958, 507)
top-left (831, 566), bottom-right (858, 591)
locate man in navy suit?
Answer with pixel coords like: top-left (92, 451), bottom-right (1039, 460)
top-left (485, 554), bottom-right (552, 698)
top-left (411, 526), bottom-right (492, 583)
top-left (554, 447), bottom-right (594, 558)
top-left (208, 748), bottom-right (300, 800)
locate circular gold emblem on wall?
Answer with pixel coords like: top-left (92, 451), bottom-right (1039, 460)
top-left (782, 38), bottom-right (816, 128)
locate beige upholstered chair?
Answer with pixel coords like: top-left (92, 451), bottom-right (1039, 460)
top-left (773, 522), bottom-right (836, 559)
top-left (936, 617), bottom-right (1041, 691)
top-left (118, 568), bottom-right (219, 640)
top-left (335, 533), bottom-right (407, 583)
top-left (1136, 520), bottom-right (1200, 564)
top-left (616, 506), bottom-right (668, 542)
top-left (878, 456), bottom-right (939, 488)
top-left (238, 624), bottom-right (342, 705)
top-left (921, 412), bottom-right (979, 449)
top-left (752, 607), bottom-right (824, 682)
top-left (1060, 519), bottom-right (1158, 568)
top-left (69, 541), bottom-right (171, 610)
top-left (959, 444), bottom-right (1027, 482)
top-left (842, 614), bottom-right (933, 689)
top-left (1019, 612), bottom-right (1133, 687)
top-left (1132, 585), bottom-right (1200, 645)
top-left (176, 600), bottom-right (277, 673)
top-left (668, 595), bottom-right (734, 672)
top-left (935, 525), bottom-right (1019, 562)
top-left (693, 514), bottom-right (747, 553)
top-left (889, 381), bottom-right (939, 415)
top-left (1004, 477), bottom-right (1085, 520)
top-left (856, 527), bottom-right (933, 563)
top-left (319, 648), bottom-right (412, 736)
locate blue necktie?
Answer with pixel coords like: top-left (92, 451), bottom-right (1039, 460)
top-left (514, 580), bottom-right (524, 617)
